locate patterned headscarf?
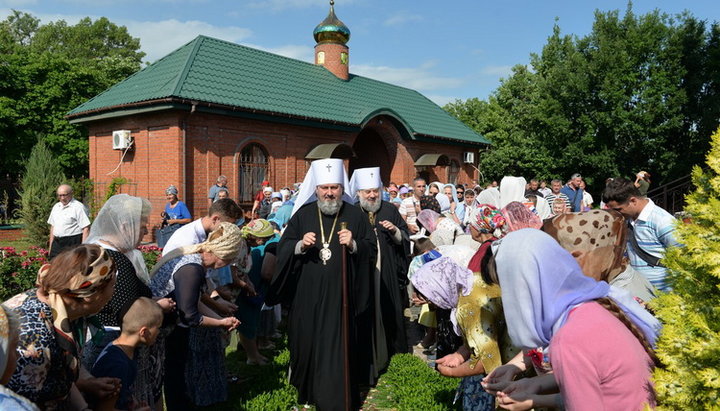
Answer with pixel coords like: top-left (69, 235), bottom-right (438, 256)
top-left (470, 204), bottom-right (506, 235)
top-left (165, 185), bottom-right (178, 195)
top-left (411, 256), bottom-right (474, 336)
top-left (0, 305), bottom-right (11, 379)
top-left (543, 210), bottom-right (627, 282)
top-left (150, 222), bottom-right (244, 278)
top-left (37, 246), bottom-right (115, 348)
top-left (419, 195), bottom-right (441, 214)
top-left (240, 219), bottom-right (275, 239)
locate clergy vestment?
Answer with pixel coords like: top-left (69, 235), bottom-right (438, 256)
top-left (267, 201), bottom-right (377, 410)
top-left (358, 200), bottom-right (411, 380)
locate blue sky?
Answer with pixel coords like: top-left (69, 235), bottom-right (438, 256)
top-left (2, 0), bottom-right (719, 106)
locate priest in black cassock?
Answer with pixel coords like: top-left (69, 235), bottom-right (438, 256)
top-left (349, 167), bottom-right (411, 381)
top-left (267, 158), bottom-right (377, 411)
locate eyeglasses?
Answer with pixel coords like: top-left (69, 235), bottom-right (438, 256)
top-left (456, 191), bottom-right (464, 195)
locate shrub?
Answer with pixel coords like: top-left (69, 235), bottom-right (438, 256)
top-left (652, 127), bottom-right (720, 408)
top-left (0, 246), bottom-right (49, 300)
top-left (16, 140), bottom-right (66, 246)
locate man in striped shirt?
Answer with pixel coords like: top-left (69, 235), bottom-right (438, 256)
top-left (545, 179), bottom-right (572, 216)
top-left (603, 178), bottom-right (680, 292)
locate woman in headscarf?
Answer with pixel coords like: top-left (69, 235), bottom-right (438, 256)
top-left (6, 245), bottom-right (117, 410)
top-left (0, 305), bottom-right (40, 410)
top-left (235, 219), bottom-right (277, 366)
top-left (149, 222), bottom-right (242, 411)
top-left (426, 181), bottom-right (443, 196)
top-left (416, 209), bottom-right (464, 247)
top-left (411, 249), bottom-right (518, 411)
top-left (543, 209), bottom-right (656, 303)
top-left (489, 229), bottom-right (660, 410)
top-left (158, 185), bottom-right (192, 248)
top-left (441, 184), bottom-right (465, 226)
top-left (82, 194), bottom-right (175, 409)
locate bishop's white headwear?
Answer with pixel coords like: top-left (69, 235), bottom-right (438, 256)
top-left (348, 167), bottom-right (383, 197)
top-left (291, 158), bottom-right (353, 216)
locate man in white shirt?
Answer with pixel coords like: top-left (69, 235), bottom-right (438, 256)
top-left (48, 184), bottom-right (90, 259)
top-left (399, 177), bottom-right (426, 234)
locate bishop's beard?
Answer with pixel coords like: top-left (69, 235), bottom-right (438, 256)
top-left (318, 196), bottom-right (343, 215)
top-left (359, 197), bottom-right (381, 213)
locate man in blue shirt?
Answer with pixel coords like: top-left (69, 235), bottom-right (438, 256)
top-left (560, 173), bottom-right (584, 212)
top-left (603, 178), bottom-right (680, 292)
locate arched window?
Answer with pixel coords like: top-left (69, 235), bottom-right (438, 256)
top-left (238, 143), bottom-right (269, 204)
top-left (448, 159), bottom-right (460, 185)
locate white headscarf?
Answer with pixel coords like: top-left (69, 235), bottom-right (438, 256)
top-left (476, 187), bottom-right (500, 208)
top-left (86, 194), bottom-right (152, 284)
top-left (499, 176), bottom-right (527, 208)
top-left (426, 181), bottom-right (443, 196)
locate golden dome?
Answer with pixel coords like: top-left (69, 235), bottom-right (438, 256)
top-left (313, 1), bottom-right (351, 45)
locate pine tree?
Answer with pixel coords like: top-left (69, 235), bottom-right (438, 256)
top-left (16, 140), bottom-right (66, 246)
top-left (652, 127), bottom-right (720, 408)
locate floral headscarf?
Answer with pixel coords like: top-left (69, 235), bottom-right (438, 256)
top-left (469, 204), bottom-right (506, 236)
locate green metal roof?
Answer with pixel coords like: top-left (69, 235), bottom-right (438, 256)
top-left (68, 36), bottom-right (489, 145)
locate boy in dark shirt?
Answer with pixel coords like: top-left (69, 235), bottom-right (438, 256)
top-left (92, 297), bottom-right (163, 411)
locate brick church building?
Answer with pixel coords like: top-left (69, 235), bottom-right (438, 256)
top-left (67, 3), bottom-right (488, 233)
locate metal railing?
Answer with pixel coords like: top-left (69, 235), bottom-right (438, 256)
top-left (647, 174), bottom-right (692, 215)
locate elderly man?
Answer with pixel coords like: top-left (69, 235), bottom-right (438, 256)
top-left (207, 175), bottom-right (229, 207)
top-left (268, 158), bottom-right (377, 411)
top-left (47, 184), bottom-right (90, 259)
top-left (350, 167), bottom-right (410, 379)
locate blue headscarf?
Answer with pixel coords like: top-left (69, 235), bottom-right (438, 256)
top-left (493, 228), bottom-right (660, 349)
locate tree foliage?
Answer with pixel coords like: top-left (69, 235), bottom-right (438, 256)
top-left (652, 127), bottom-right (720, 408)
top-left (0, 10), bottom-right (144, 178)
top-left (445, 6), bottom-right (720, 193)
top-left (16, 140), bottom-right (66, 246)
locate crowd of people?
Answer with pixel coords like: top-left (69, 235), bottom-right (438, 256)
top-left (0, 162), bottom-right (677, 411)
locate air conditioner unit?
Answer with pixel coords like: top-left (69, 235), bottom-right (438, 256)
top-left (463, 151), bottom-right (475, 164)
top-left (112, 130), bottom-right (133, 150)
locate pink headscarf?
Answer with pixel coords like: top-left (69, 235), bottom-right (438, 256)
top-left (501, 201), bottom-right (542, 232)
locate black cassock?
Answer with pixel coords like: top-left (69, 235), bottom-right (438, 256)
top-left (267, 201), bottom-right (376, 411)
top-left (358, 200), bottom-right (411, 380)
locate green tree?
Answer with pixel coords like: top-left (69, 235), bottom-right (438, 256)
top-left (0, 11), bottom-right (144, 178)
top-left (16, 140), bottom-right (66, 246)
top-left (445, 6), bottom-right (720, 193)
top-left (652, 127), bottom-right (720, 408)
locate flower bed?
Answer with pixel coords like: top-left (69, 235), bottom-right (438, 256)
top-left (0, 246), bottom-right (49, 300)
top-left (0, 245), bottom-right (164, 301)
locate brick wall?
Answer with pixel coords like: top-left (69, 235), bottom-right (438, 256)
top-left (85, 109), bottom-right (480, 240)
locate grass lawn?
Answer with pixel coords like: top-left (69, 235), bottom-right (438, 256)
top-left (205, 333), bottom-right (460, 411)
